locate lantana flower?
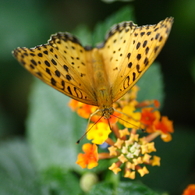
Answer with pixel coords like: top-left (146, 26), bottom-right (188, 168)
top-left (182, 184), bottom-right (195, 195)
top-left (76, 143), bottom-right (98, 169)
top-left (69, 85), bottom-right (174, 179)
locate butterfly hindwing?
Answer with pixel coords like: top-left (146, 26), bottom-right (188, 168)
top-left (13, 33), bottom-right (98, 105)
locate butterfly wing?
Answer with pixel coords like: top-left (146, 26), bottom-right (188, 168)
top-left (99, 17), bottom-right (173, 102)
top-left (13, 32), bottom-right (98, 106)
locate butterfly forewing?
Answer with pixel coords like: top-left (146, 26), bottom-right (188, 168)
top-left (13, 33), bottom-right (98, 105)
top-left (99, 17), bottom-right (173, 103)
top-left (98, 21), bottom-right (137, 88)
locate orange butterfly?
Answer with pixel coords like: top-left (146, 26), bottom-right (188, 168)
top-left (13, 17), bottom-right (173, 120)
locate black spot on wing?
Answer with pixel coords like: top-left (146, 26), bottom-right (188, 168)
top-left (66, 74), bottom-right (71, 81)
top-left (140, 32), bottom-right (145, 36)
top-left (51, 59), bottom-right (57, 65)
top-left (36, 72), bottom-right (42, 77)
top-left (38, 53), bottom-right (43, 57)
top-left (127, 53), bottom-right (131, 59)
top-left (30, 64), bottom-right (35, 69)
top-left (46, 68), bottom-right (51, 75)
top-left (63, 65), bottom-right (69, 72)
top-left (30, 59), bottom-right (37, 66)
top-left (67, 86), bottom-right (72, 95)
top-left (132, 72), bottom-right (136, 81)
top-left (143, 40), bottom-right (147, 48)
top-left (55, 70), bottom-right (61, 77)
top-left (45, 60), bottom-right (50, 67)
top-left (61, 80), bottom-right (65, 88)
top-left (155, 33), bottom-right (160, 40)
top-left (128, 62), bottom-right (132, 68)
top-left (51, 78), bottom-right (56, 86)
top-left (136, 64), bottom-right (142, 73)
top-left (144, 57), bottom-right (149, 66)
top-left (145, 47), bottom-right (149, 55)
top-left (154, 46), bottom-right (159, 53)
top-left (43, 50), bottom-right (48, 55)
top-left (136, 42), bottom-right (141, 49)
top-left (136, 54), bottom-right (141, 60)
top-left (147, 31), bottom-right (151, 36)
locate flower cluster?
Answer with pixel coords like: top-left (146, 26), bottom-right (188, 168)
top-left (69, 86), bottom-right (174, 179)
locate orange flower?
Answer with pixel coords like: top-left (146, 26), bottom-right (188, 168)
top-left (140, 107), bottom-right (160, 132)
top-left (154, 116), bottom-right (174, 134)
top-left (182, 184), bottom-right (195, 195)
top-left (76, 143), bottom-right (98, 169)
top-left (77, 104), bottom-right (96, 119)
top-left (68, 99), bottom-right (80, 111)
top-left (69, 99), bottom-right (97, 119)
top-left (153, 100), bottom-right (160, 108)
top-left (140, 108), bottom-right (174, 141)
top-left (153, 116), bottom-right (174, 142)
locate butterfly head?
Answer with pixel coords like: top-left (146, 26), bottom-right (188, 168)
top-left (100, 107), bottom-right (114, 119)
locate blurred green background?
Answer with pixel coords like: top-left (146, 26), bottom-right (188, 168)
top-left (0, 0), bottom-right (195, 194)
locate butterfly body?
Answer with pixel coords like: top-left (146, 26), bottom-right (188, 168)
top-left (13, 17), bottom-right (173, 119)
top-left (89, 48), bottom-right (114, 118)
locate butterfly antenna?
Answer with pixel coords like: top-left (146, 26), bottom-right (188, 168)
top-left (112, 108), bottom-right (144, 131)
top-left (107, 118), bottom-right (112, 131)
top-left (76, 111), bottom-right (103, 144)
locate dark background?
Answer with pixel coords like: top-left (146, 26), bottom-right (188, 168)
top-left (0, 0), bottom-right (195, 193)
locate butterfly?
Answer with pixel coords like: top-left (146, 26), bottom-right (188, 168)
top-left (13, 17), bottom-right (173, 119)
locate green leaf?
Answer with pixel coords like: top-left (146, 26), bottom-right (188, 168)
top-left (0, 139), bottom-right (82, 195)
top-left (73, 24), bottom-right (92, 46)
top-left (92, 6), bottom-right (135, 46)
top-left (88, 182), bottom-right (114, 195)
top-left (41, 167), bottom-right (81, 195)
top-left (0, 139), bottom-right (43, 195)
top-left (137, 62), bottom-right (164, 107)
top-left (116, 182), bottom-right (160, 195)
top-left (88, 181), bottom-right (161, 195)
top-left (0, 106), bottom-right (15, 137)
top-left (72, 6), bottom-right (135, 47)
top-left (27, 79), bottom-right (87, 172)
top-left (2, 0), bottom-right (51, 61)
